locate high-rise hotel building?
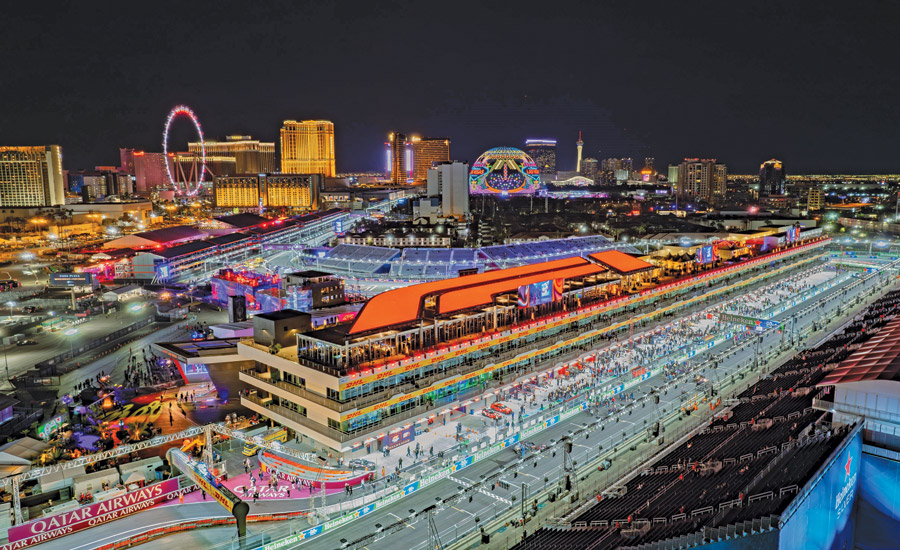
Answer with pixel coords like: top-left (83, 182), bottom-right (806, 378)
top-left (410, 136), bottom-right (450, 182)
top-left (189, 135), bottom-right (276, 175)
top-left (0, 146), bottom-right (65, 207)
top-left (385, 132), bottom-right (411, 185)
top-left (676, 158), bottom-right (727, 204)
top-left (120, 149), bottom-right (169, 194)
top-left (525, 139), bottom-right (557, 175)
top-left (214, 173), bottom-right (321, 210)
top-left (280, 120), bottom-right (335, 177)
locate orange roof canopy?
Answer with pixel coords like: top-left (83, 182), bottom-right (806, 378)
top-left (438, 263), bottom-right (605, 315)
top-left (588, 250), bottom-right (654, 274)
top-left (348, 256), bottom-right (588, 335)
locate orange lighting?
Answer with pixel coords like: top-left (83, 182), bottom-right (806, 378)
top-left (588, 250), bottom-right (653, 274)
top-left (348, 256), bottom-right (588, 334)
top-left (437, 263), bottom-right (605, 314)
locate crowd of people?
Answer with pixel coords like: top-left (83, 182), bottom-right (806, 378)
top-left (123, 347), bottom-right (178, 388)
top-left (723, 265), bottom-right (836, 317)
top-left (478, 265), bottom-right (837, 425)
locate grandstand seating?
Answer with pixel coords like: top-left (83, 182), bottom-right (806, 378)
top-left (510, 287), bottom-right (900, 550)
top-left (311, 244), bottom-right (400, 275)
top-left (388, 247), bottom-right (479, 279)
top-left (303, 236), bottom-right (641, 280)
top-left (480, 236), bottom-right (629, 268)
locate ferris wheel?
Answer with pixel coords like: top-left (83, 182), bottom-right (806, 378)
top-left (162, 105), bottom-right (206, 196)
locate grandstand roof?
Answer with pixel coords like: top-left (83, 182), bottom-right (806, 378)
top-left (293, 208), bottom-right (345, 225)
top-left (588, 250), bottom-right (654, 274)
top-left (153, 240), bottom-right (216, 259)
top-left (348, 256), bottom-right (588, 335)
top-left (247, 220), bottom-right (299, 235)
top-left (103, 225), bottom-right (206, 250)
top-left (819, 317), bottom-right (900, 385)
top-left (207, 232), bottom-right (253, 246)
top-left (214, 213), bottom-right (269, 229)
top-left (135, 225), bottom-right (206, 244)
top-left (437, 262), bottom-right (605, 315)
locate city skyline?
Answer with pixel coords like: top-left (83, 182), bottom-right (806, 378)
top-left (3, 1), bottom-right (900, 175)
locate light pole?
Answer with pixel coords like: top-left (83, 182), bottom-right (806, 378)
top-left (64, 328), bottom-right (78, 358)
top-left (5, 301), bottom-right (15, 320)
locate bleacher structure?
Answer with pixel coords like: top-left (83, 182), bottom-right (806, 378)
top-left (307, 244), bottom-right (401, 276)
top-left (480, 236), bottom-right (633, 269)
top-left (302, 235), bottom-right (639, 281)
top-left (511, 288), bottom-right (900, 550)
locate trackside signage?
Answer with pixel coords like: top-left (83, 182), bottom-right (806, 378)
top-left (3, 478), bottom-right (179, 549)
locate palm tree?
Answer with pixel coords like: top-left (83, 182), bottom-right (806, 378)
top-left (39, 446), bottom-right (66, 465)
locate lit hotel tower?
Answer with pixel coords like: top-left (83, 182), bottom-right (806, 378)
top-left (280, 120), bottom-right (336, 177)
top-left (576, 131), bottom-right (584, 173)
top-left (386, 132), bottom-right (411, 185)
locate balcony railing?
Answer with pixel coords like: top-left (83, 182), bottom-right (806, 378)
top-left (242, 393), bottom-right (352, 443)
top-left (243, 391), bottom-right (435, 444)
top-left (241, 369), bottom-right (346, 411)
top-left (240, 338), bottom-right (300, 361)
top-left (812, 398), bottom-right (900, 425)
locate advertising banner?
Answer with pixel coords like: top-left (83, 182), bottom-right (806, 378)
top-left (36, 413), bottom-right (68, 440)
top-left (517, 278), bottom-right (564, 307)
top-left (380, 425), bottom-right (415, 451)
top-left (5, 478), bottom-right (179, 548)
top-left (695, 245), bottom-right (716, 264)
top-left (167, 449), bottom-right (243, 515)
top-left (49, 273), bottom-right (94, 288)
top-left (786, 226), bottom-right (798, 244)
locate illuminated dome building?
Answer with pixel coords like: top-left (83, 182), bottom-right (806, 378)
top-left (469, 147), bottom-right (541, 196)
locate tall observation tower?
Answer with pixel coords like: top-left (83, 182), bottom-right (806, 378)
top-left (576, 131), bottom-right (584, 173)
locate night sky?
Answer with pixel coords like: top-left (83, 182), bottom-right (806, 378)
top-left (3, 0), bottom-right (899, 174)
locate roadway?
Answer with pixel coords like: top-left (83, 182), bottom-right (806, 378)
top-left (22, 260), bottom-right (891, 550)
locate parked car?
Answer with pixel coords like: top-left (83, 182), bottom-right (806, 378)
top-left (481, 408), bottom-right (501, 420)
top-left (491, 402), bottom-right (513, 415)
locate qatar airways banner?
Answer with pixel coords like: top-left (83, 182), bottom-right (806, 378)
top-left (4, 478), bottom-right (180, 549)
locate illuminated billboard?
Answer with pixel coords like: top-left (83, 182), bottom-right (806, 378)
top-left (778, 430), bottom-right (861, 549)
top-left (695, 245), bottom-right (716, 264)
top-left (517, 278), bottom-right (564, 307)
top-left (469, 147), bottom-right (541, 196)
top-left (49, 272), bottom-right (94, 288)
top-left (786, 226), bottom-right (798, 244)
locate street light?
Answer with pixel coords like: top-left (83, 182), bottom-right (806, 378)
top-left (5, 301), bottom-right (15, 320)
top-left (64, 328), bottom-right (78, 357)
top-left (29, 218), bottom-right (48, 233)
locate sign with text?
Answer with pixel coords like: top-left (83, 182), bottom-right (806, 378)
top-left (5, 478), bottom-right (179, 548)
top-left (166, 449), bottom-right (249, 535)
top-left (720, 313), bottom-right (782, 330)
top-left (49, 273), bottom-right (94, 288)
